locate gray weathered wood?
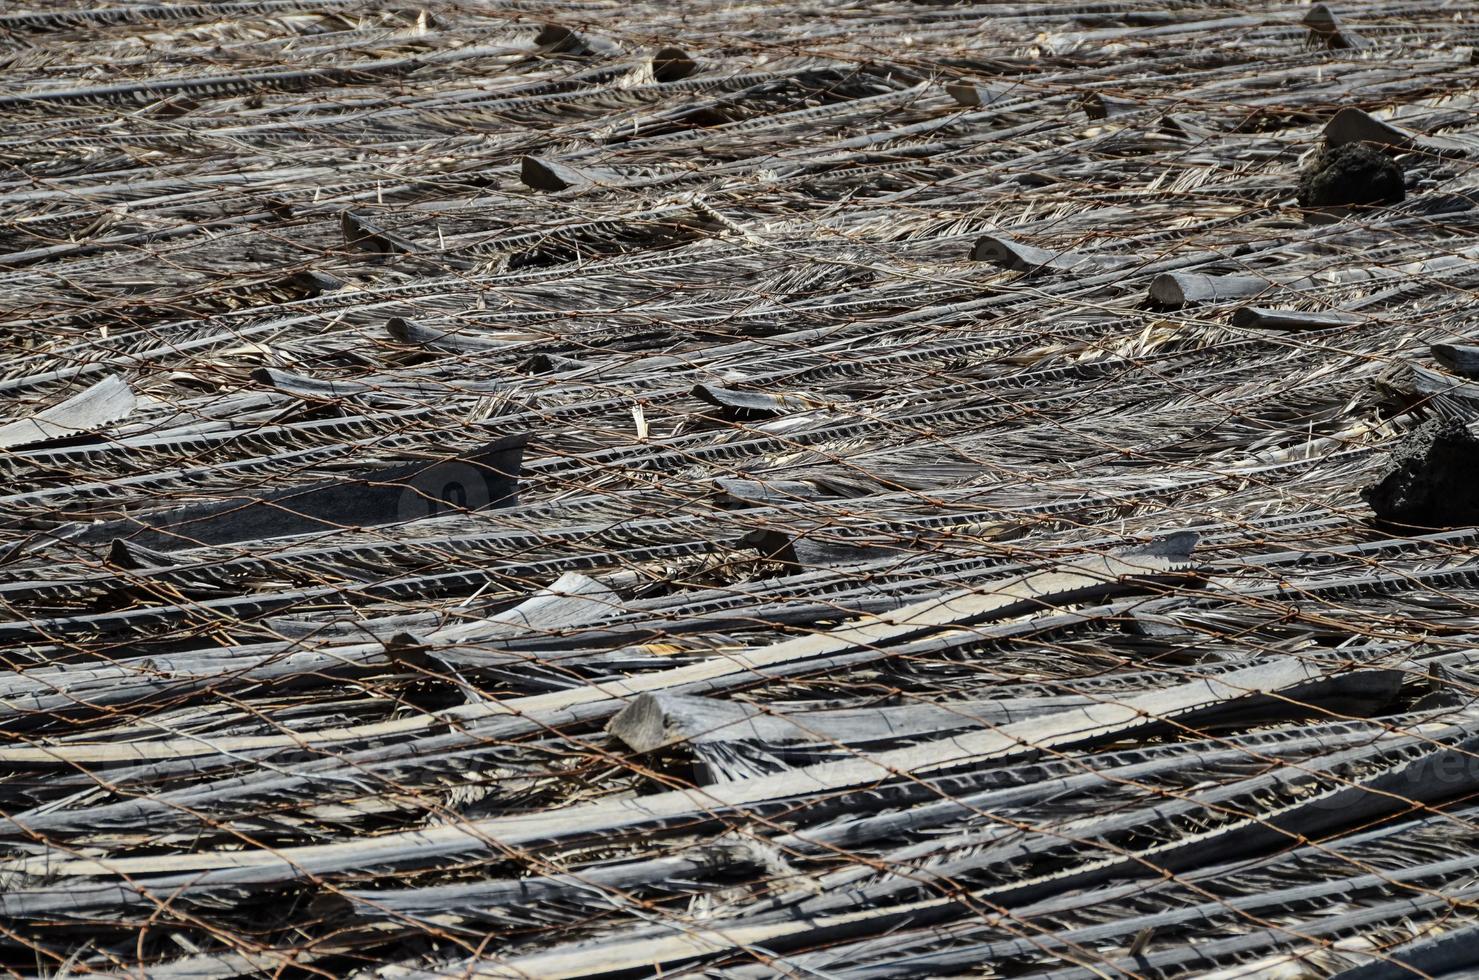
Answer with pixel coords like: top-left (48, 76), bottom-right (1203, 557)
top-left (1231, 307), bottom-right (1363, 330)
top-left (1432, 343), bottom-right (1479, 379)
top-left (971, 234), bottom-right (1137, 273)
top-left (0, 374), bottom-right (135, 449)
top-left (1150, 272), bottom-right (1270, 306)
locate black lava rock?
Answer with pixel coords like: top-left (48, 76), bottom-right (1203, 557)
top-left (1297, 142), bottom-right (1405, 208)
top-left (1363, 419), bottom-right (1479, 528)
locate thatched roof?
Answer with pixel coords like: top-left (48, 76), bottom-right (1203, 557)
top-left (3, 0), bottom-right (1479, 975)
